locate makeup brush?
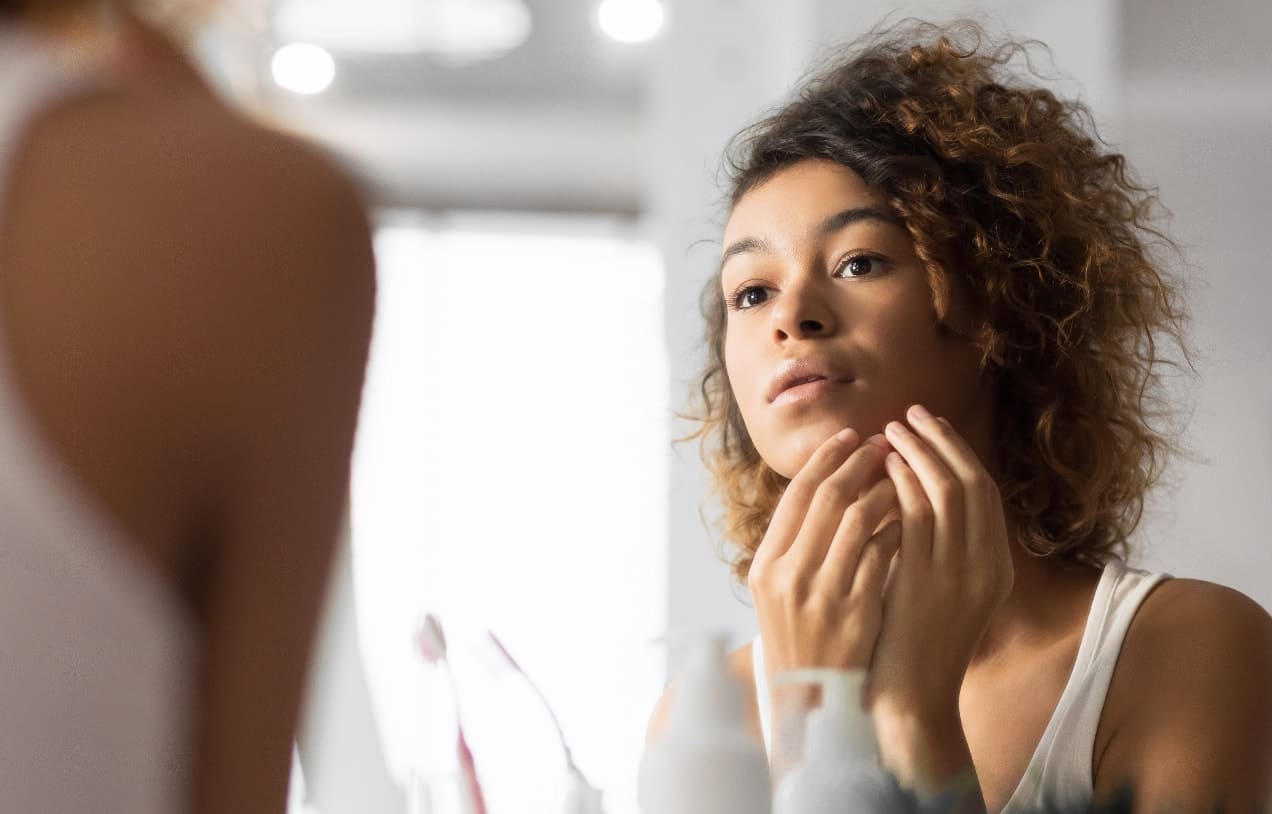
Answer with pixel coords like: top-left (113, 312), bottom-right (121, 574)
top-left (415, 614), bottom-right (488, 814)
top-left (483, 631), bottom-right (604, 812)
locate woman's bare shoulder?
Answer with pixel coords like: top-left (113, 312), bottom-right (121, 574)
top-left (24, 89), bottom-right (363, 231)
top-left (1115, 577), bottom-right (1272, 709)
top-left (12, 85), bottom-right (372, 352)
top-left (9, 86), bottom-right (374, 415)
top-left (2, 88), bottom-right (374, 572)
top-left (1125, 577), bottom-right (1272, 662)
top-left (1096, 577), bottom-right (1272, 805)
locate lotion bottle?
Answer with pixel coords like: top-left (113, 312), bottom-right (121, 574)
top-left (771, 669), bottom-right (894, 814)
top-left (636, 635), bottom-right (771, 814)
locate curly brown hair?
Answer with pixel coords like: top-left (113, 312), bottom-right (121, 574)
top-left (690, 20), bottom-right (1192, 584)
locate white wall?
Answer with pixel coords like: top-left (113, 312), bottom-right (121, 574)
top-left (1117, 1), bottom-right (1272, 611)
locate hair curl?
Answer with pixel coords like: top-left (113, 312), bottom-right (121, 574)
top-left (689, 20), bottom-right (1192, 584)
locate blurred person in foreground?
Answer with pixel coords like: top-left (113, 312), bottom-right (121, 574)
top-left (0, 2), bottom-right (375, 812)
top-left (650, 20), bottom-right (1272, 813)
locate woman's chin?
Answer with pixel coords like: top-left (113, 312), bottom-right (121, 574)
top-left (769, 419), bottom-right (878, 479)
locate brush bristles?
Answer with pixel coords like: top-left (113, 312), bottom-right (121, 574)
top-left (416, 613), bottom-right (448, 665)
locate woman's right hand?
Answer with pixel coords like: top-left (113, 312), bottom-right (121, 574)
top-left (748, 428), bottom-right (902, 677)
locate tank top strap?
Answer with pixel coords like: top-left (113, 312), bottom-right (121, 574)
top-left (1003, 558), bottom-right (1170, 812)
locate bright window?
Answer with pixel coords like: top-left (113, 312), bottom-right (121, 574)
top-left (349, 212), bottom-right (668, 813)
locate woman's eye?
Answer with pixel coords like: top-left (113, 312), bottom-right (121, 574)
top-left (731, 286), bottom-right (770, 310)
top-left (836, 254), bottom-right (882, 278)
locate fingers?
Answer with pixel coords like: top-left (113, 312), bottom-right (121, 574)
top-left (884, 413), bottom-right (968, 565)
top-left (784, 435), bottom-right (891, 565)
top-left (885, 404), bottom-right (1012, 574)
top-left (901, 406), bottom-right (991, 501)
top-left (849, 520), bottom-right (902, 601)
top-left (753, 427), bottom-right (860, 566)
top-left (816, 475), bottom-right (897, 586)
top-left (884, 449), bottom-right (937, 563)
top-left (900, 407), bottom-right (1007, 564)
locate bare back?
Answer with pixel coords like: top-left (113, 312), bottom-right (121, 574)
top-left (0, 67), bottom-right (375, 813)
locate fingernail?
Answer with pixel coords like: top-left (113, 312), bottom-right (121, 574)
top-left (884, 421), bottom-right (908, 438)
top-left (836, 427), bottom-right (860, 446)
top-left (865, 433), bottom-right (890, 449)
top-left (909, 404), bottom-right (933, 422)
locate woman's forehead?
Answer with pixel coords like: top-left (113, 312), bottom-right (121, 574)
top-left (723, 160), bottom-right (892, 247)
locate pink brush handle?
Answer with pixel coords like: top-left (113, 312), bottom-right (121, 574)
top-left (457, 728), bottom-right (488, 814)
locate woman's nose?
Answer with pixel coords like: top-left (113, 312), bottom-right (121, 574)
top-left (771, 279), bottom-right (836, 342)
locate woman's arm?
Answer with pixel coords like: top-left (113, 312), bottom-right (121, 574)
top-left (187, 152), bottom-right (375, 814)
top-left (170, 124), bottom-right (375, 814)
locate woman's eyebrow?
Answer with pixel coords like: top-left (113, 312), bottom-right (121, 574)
top-left (719, 236), bottom-right (772, 272)
top-left (722, 208), bottom-right (900, 272)
top-left (720, 206), bottom-right (902, 273)
top-left (814, 206), bottom-right (903, 238)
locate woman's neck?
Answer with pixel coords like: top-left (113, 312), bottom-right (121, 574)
top-left (971, 542), bottom-right (1102, 670)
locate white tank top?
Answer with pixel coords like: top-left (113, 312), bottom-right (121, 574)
top-left (0, 24), bottom-right (197, 813)
top-left (751, 557), bottom-right (1168, 811)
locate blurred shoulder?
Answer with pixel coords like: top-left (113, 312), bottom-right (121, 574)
top-left (0, 87), bottom-right (375, 585)
top-left (10, 87), bottom-right (375, 350)
top-left (19, 88), bottom-right (368, 249)
top-left (4, 84), bottom-right (377, 475)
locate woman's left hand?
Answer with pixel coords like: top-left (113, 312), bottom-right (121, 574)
top-left (866, 404), bottom-right (1014, 793)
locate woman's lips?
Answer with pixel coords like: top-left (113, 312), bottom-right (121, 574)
top-left (772, 377), bottom-right (849, 406)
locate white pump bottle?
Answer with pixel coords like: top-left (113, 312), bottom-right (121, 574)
top-left (636, 635), bottom-right (772, 814)
top-left (771, 669), bottom-right (896, 814)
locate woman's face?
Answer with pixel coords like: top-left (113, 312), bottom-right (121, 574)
top-left (721, 159), bottom-right (991, 479)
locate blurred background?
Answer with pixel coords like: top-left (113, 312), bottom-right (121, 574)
top-left (184, 1), bottom-right (1272, 812)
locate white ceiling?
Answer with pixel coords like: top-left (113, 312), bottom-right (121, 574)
top-left (234, 0), bottom-right (647, 212)
top-left (225, 0), bottom-right (1272, 214)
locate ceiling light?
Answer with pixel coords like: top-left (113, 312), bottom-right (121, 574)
top-left (271, 42), bottom-right (336, 95)
top-left (426, 0), bottom-right (533, 63)
top-left (272, 0), bottom-right (532, 62)
top-left (597, 0), bottom-right (665, 44)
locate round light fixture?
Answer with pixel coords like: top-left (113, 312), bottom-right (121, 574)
top-left (271, 0), bottom-right (532, 63)
top-left (597, 0), bottom-right (665, 44)
top-left (270, 43), bottom-right (336, 95)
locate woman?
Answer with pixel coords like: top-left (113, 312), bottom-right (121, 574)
top-left (0, 2), bottom-right (374, 812)
top-left (651, 21), bottom-right (1272, 813)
